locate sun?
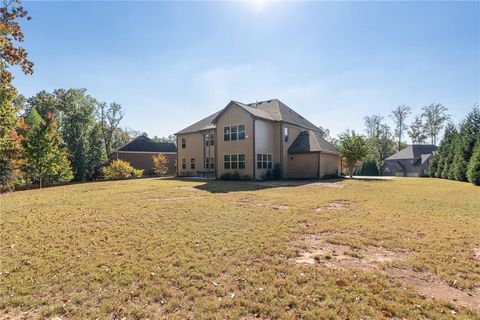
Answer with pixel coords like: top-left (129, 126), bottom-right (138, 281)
top-left (250, 0), bottom-right (268, 11)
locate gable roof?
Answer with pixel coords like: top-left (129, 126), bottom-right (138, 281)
top-left (116, 136), bottom-right (177, 153)
top-left (288, 130), bottom-right (340, 155)
top-left (176, 99), bottom-right (321, 135)
top-left (385, 144), bottom-right (437, 161)
top-left (175, 111), bottom-right (220, 135)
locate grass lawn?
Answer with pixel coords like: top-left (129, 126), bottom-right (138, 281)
top-left (1, 177), bottom-right (479, 319)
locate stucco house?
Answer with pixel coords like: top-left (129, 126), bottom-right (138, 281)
top-left (110, 135), bottom-right (177, 175)
top-left (175, 99), bottom-right (341, 180)
top-left (381, 144), bottom-right (437, 177)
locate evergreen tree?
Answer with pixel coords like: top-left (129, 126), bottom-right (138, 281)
top-left (467, 136), bottom-right (480, 186)
top-left (87, 123), bottom-right (107, 179)
top-left (22, 111), bottom-right (73, 187)
top-left (432, 123), bottom-right (457, 178)
top-left (451, 106), bottom-right (480, 181)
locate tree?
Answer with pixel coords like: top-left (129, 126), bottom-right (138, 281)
top-left (152, 134), bottom-right (176, 144)
top-left (22, 111), bottom-right (73, 187)
top-left (422, 103), bottom-right (450, 145)
top-left (432, 123), bottom-right (458, 179)
top-left (55, 88), bottom-right (97, 181)
top-left (317, 125), bottom-right (331, 141)
top-left (408, 115), bottom-right (428, 144)
top-left (102, 159), bottom-right (143, 180)
top-left (86, 123), bottom-right (106, 180)
top-left (364, 115), bottom-right (395, 170)
top-left (390, 105), bottom-right (411, 150)
top-left (152, 154), bottom-right (169, 176)
top-left (467, 137), bottom-right (480, 186)
top-left (99, 102), bottom-right (123, 155)
top-left (112, 127), bottom-right (132, 150)
top-left (338, 130), bottom-right (368, 178)
top-left (0, 0), bottom-right (32, 191)
top-left (451, 106), bottom-right (480, 182)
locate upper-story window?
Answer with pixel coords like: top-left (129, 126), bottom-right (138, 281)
top-left (205, 134), bottom-right (215, 146)
top-left (181, 138), bottom-right (186, 149)
top-left (224, 124), bottom-right (245, 141)
top-left (284, 127), bottom-right (289, 142)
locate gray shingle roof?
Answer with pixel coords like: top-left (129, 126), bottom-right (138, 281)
top-left (176, 99), bottom-right (320, 135)
top-left (385, 145), bottom-right (437, 161)
top-left (288, 130), bottom-right (340, 155)
top-left (117, 136), bottom-right (177, 152)
top-left (175, 111), bottom-right (220, 135)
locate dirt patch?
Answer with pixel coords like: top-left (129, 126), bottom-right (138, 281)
top-left (315, 200), bottom-right (351, 212)
top-left (255, 180), bottom-right (345, 188)
top-left (292, 233), bottom-right (480, 311)
top-left (0, 308), bottom-right (42, 320)
top-left (473, 246), bottom-right (480, 261)
top-left (173, 186), bottom-right (201, 191)
top-left (293, 233), bottom-right (407, 270)
top-left (305, 182), bottom-right (345, 189)
top-left (387, 267), bottom-right (480, 311)
top-left (237, 197), bottom-right (289, 210)
top-left (148, 195), bottom-right (205, 201)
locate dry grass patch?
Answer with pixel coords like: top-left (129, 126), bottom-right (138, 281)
top-left (1, 177), bottom-right (480, 319)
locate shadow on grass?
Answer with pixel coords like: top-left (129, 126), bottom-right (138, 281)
top-left (167, 177), bottom-right (346, 193)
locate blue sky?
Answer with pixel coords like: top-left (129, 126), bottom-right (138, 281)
top-left (13, 1), bottom-right (480, 140)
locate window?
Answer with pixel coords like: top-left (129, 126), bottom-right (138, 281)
top-left (181, 138), bottom-right (186, 148)
top-left (257, 154), bottom-right (273, 169)
top-left (205, 134), bottom-right (215, 146)
top-left (224, 124), bottom-right (245, 141)
top-left (190, 158), bottom-right (195, 170)
top-left (284, 127), bottom-right (289, 142)
top-left (182, 158), bottom-right (186, 169)
top-left (205, 157), bottom-right (214, 170)
top-left (224, 154), bottom-right (245, 170)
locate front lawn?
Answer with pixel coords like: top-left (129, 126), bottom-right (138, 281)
top-left (1, 178), bottom-right (479, 319)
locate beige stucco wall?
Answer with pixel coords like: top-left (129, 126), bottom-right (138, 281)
top-left (254, 119), bottom-right (280, 179)
top-left (286, 152), bottom-right (341, 179)
top-left (176, 132), bottom-right (204, 176)
top-left (282, 123), bottom-right (308, 178)
top-left (215, 105), bottom-right (254, 178)
top-left (319, 153), bottom-right (341, 177)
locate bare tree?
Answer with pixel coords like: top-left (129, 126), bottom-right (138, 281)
top-left (421, 103), bottom-right (450, 145)
top-left (390, 105), bottom-right (411, 150)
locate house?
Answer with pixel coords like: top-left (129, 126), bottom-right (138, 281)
top-left (175, 99), bottom-right (341, 180)
top-left (110, 135), bottom-right (177, 175)
top-left (381, 144), bottom-right (438, 177)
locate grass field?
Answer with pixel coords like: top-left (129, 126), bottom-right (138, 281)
top-left (1, 177), bottom-right (479, 319)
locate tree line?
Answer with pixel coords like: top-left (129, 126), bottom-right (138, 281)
top-left (331, 103), bottom-right (451, 176)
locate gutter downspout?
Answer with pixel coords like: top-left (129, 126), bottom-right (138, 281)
top-left (317, 152), bottom-right (320, 179)
top-left (253, 118), bottom-right (256, 180)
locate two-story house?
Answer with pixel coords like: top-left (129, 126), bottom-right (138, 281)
top-left (175, 99), bottom-right (341, 180)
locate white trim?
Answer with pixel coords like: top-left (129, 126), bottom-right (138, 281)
top-left (114, 151), bottom-right (177, 155)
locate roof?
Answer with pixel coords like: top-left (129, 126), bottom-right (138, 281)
top-left (116, 136), bottom-right (177, 153)
top-left (176, 99), bottom-right (320, 135)
top-left (175, 111), bottom-right (220, 135)
top-left (288, 130), bottom-right (340, 155)
top-left (385, 145), bottom-right (438, 161)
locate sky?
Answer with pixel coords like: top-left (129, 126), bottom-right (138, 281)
top-left (12, 1), bottom-right (480, 140)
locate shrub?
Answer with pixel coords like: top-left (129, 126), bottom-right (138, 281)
top-left (102, 160), bottom-right (143, 180)
top-left (231, 172), bottom-right (241, 180)
top-left (272, 163), bottom-right (281, 179)
top-left (467, 140), bottom-right (480, 186)
top-left (220, 172), bottom-right (232, 180)
top-left (152, 154), bottom-right (169, 176)
top-left (220, 172), bottom-right (246, 180)
top-left (242, 175), bottom-right (252, 180)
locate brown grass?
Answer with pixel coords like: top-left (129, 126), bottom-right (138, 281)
top-left (1, 177), bottom-right (479, 319)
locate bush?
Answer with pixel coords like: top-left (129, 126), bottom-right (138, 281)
top-left (467, 140), bottom-right (480, 186)
top-left (272, 164), bottom-right (281, 179)
top-left (220, 172), bottom-right (246, 180)
top-left (152, 154), bottom-right (169, 176)
top-left (102, 160), bottom-right (143, 180)
top-left (354, 158), bottom-right (379, 176)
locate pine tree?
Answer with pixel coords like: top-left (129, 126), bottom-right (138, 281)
top-left (452, 106), bottom-right (480, 181)
top-left (86, 123), bottom-right (107, 179)
top-left (22, 111), bottom-right (73, 187)
top-left (467, 137), bottom-right (480, 186)
top-left (433, 123), bottom-right (457, 178)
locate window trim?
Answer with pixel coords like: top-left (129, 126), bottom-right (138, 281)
top-left (223, 153), bottom-right (246, 170)
top-left (181, 138), bottom-right (186, 149)
top-left (205, 133), bottom-right (215, 146)
top-left (181, 158), bottom-right (186, 170)
top-left (257, 153), bottom-right (273, 170)
top-left (205, 157), bottom-right (214, 170)
top-left (223, 124), bottom-right (245, 141)
top-left (190, 158), bottom-right (195, 170)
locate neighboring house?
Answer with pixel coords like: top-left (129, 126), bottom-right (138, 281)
top-left (110, 136), bottom-right (177, 175)
top-left (175, 99), bottom-right (341, 180)
top-left (381, 144), bottom-right (438, 177)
